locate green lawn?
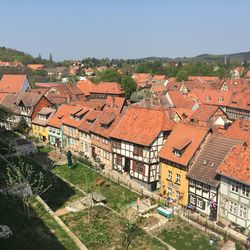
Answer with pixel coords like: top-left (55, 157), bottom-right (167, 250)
top-left (0, 193), bottom-right (78, 250)
top-left (61, 206), bottom-right (167, 250)
top-left (158, 223), bottom-right (212, 250)
top-left (53, 163), bottom-right (139, 211)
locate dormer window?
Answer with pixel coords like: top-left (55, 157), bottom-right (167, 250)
top-left (206, 96), bottom-right (211, 102)
top-left (218, 97), bottom-right (224, 103)
top-left (174, 149), bottom-right (181, 157)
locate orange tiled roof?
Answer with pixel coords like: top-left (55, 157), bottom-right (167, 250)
top-left (105, 96), bottom-right (126, 114)
top-left (217, 145), bottom-right (250, 185)
top-left (188, 76), bottom-right (218, 83)
top-left (222, 78), bottom-right (249, 91)
top-left (172, 108), bottom-right (195, 120)
top-left (152, 75), bottom-right (166, 81)
top-left (0, 93), bottom-right (7, 103)
top-left (110, 106), bottom-right (175, 146)
top-left (90, 81), bottom-right (124, 95)
top-left (224, 119), bottom-right (250, 146)
top-left (245, 70), bottom-right (250, 78)
top-left (227, 89), bottom-right (250, 111)
top-left (47, 104), bottom-right (78, 128)
top-left (0, 74), bottom-right (27, 93)
top-left (158, 123), bottom-right (210, 166)
top-left (189, 104), bottom-right (219, 122)
top-left (78, 109), bottom-right (101, 133)
top-left (77, 80), bottom-right (95, 95)
top-left (150, 84), bottom-right (166, 93)
top-left (90, 109), bottom-right (121, 138)
top-left (27, 64), bottom-right (44, 70)
top-left (187, 88), bottom-right (232, 106)
top-left (167, 90), bottom-right (195, 109)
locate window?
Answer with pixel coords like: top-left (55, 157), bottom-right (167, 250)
top-left (167, 171), bottom-right (172, 181)
top-left (189, 179), bottom-right (195, 186)
top-left (168, 187), bottom-right (173, 196)
top-left (231, 180), bottom-right (239, 193)
top-left (133, 160), bottom-right (144, 174)
top-left (197, 198), bottom-right (204, 209)
top-left (113, 141), bottom-right (121, 149)
top-left (229, 201), bottom-right (237, 214)
top-left (190, 195), bottom-right (196, 205)
top-left (203, 184), bottom-right (209, 191)
top-left (173, 149), bottom-right (181, 157)
top-left (242, 184), bottom-right (249, 197)
top-left (133, 145), bottom-right (143, 156)
top-left (196, 181), bottom-right (202, 189)
top-left (176, 174), bottom-right (181, 184)
top-left (239, 205), bottom-right (247, 219)
top-left (176, 191), bottom-right (181, 199)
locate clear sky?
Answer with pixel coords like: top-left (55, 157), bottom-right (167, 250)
top-left (1, 0), bottom-right (250, 61)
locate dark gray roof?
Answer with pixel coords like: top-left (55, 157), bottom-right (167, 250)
top-left (188, 134), bottom-right (243, 187)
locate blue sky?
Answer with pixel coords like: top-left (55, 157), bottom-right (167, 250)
top-left (1, 0), bottom-right (250, 61)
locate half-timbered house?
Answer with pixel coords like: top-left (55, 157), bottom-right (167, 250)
top-left (187, 135), bottom-right (243, 220)
top-left (110, 106), bottom-right (175, 191)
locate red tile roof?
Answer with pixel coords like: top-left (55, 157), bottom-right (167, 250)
top-left (224, 119), bottom-right (250, 146)
top-left (189, 104), bottom-right (219, 122)
top-left (110, 106), bottom-right (175, 146)
top-left (166, 81), bottom-right (182, 91)
top-left (90, 110), bottom-right (121, 138)
top-left (158, 123), bottom-right (210, 166)
top-left (188, 88), bottom-right (232, 106)
top-left (222, 78), bottom-right (249, 91)
top-left (77, 80), bottom-right (95, 95)
top-left (150, 84), bottom-right (166, 93)
top-left (0, 74), bottom-right (28, 93)
top-left (217, 145), bottom-right (250, 185)
top-left (90, 81), bottom-right (124, 95)
top-left (152, 75), bottom-right (166, 81)
top-left (132, 73), bottom-right (150, 87)
top-left (47, 104), bottom-right (78, 128)
top-left (245, 70), bottom-right (250, 78)
top-left (172, 108), bottom-right (195, 120)
top-left (78, 110), bottom-right (101, 133)
top-left (167, 90), bottom-right (196, 109)
top-left (227, 89), bottom-right (250, 111)
top-left (27, 64), bottom-right (44, 70)
top-left (105, 96), bottom-right (126, 114)
top-left (188, 76), bottom-right (218, 83)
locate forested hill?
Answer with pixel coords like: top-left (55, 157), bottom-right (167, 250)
top-left (0, 46), bottom-right (54, 65)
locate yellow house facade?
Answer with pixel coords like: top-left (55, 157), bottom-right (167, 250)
top-left (158, 123), bottom-right (210, 207)
top-left (32, 107), bottom-right (56, 143)
top-left (32, 124), bottom-right (49, 142)
top-left (160, 159), bottom-right (189, 206)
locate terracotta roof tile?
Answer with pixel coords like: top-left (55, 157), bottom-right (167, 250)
top-left (158, 123), bottom-right (210, 166)
top-left (167, 90), bottom-right (195, 109)
top-left (224, 119), bottom-right (250, 146)
top-left (0, 74), bottom-right (28, 93)
top-left (90, 81), bottom-right (124, 95)
top-left (189, 104), bottom-right (219, 122)
top-left (77, 80), bottom-right (95, 95)
top-left (110, 106), bottom-right (175, 146)
top-left (217, 145), bottom-right (250, 185)
top-left (32, 107), bottom-right (56, 126)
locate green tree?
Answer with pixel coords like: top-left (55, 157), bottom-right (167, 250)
top-left (93, 68), bottom-right (122, 83)
top-left (14, 117), bottom-right (30, 135)
top-left (49, 53), bottom-right (53, 63)
top-left (121, 76), bottom-right (137, 99)
top-left (176, 70), bottom-right (189, 81)
top-left (0, 105), bottom-right (12, 120)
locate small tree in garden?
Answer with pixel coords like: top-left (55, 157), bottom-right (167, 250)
top-left (5, 159), bottom-right (51, 222)
top-left (119, 204), bottom-right (142, 250)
